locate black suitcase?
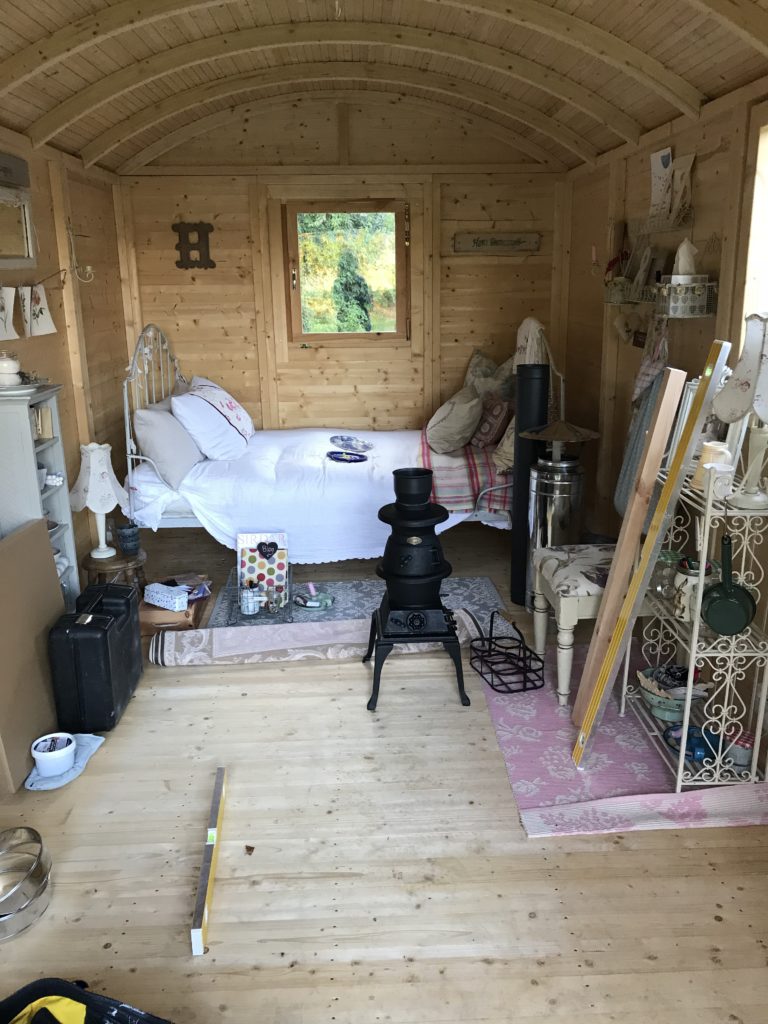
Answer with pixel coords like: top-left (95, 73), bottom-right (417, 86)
top-left (48, 584), bottom-right (143, 732)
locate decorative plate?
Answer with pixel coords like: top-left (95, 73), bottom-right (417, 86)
top-left (0, 383), bottom-right (39, 396)
top-left (326, 450), bottom-right (368, 464)
top-left (329, 435), bottom-right (373, 453)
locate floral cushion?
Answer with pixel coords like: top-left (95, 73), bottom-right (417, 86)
top-left (533, 543), bottom-right (616, 598)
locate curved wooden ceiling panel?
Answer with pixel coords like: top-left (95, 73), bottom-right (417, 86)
top-left (118, 88), bottom-right (563, 173)
top-left (28, 23), bottom-right (642, 152)
top-left (1, 0), bottom-right (767, 167)
top-left (80, 58), bottom-right (637, 168)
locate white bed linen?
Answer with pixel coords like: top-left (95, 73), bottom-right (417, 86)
top-left (127, 428), bottom-right (480, 562)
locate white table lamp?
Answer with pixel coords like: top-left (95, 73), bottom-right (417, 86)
top-left (69, 443), bottom-right (128, 558)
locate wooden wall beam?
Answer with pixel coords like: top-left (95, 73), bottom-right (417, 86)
top-left (48, 161), bottom-right (95, 447)
top-left (112, 182), bottom-right (144, 360)
top-left (549, 178), bottom-right (572, 371)
top-left (248, 183), bottom-right (279, 429)
top-left (82, 61), bottom-right (605, 169)
top-left (118, 90), bottom-right (569, 174)
top-left (28, 22), bottom-right (637, 154)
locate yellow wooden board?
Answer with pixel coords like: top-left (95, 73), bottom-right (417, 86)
top-left (572, 340), bottom-right (730, 767)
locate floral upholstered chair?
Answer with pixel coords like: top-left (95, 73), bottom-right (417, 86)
top-left (532, 543), bottom-right (617, 707)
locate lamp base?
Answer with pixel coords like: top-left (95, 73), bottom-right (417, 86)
top-left (729, 489), bottom-right (768, 511)
top-left (90, 544), bottom-right (116, 559)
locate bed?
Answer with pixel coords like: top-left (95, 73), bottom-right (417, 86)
top-left (122, 326), bottom-right (512, 563)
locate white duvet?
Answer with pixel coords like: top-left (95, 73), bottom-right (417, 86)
top-left (126, 427), bottom-right (475, 563)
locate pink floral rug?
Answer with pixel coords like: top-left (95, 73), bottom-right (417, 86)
top-left (483, 648), bottom-right (768, 837)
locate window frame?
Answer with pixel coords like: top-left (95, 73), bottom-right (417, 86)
top-left (283, 199), bottom-right (410, 345)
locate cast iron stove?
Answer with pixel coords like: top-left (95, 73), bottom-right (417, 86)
top-left (362, 467), bottom-right (469, 711)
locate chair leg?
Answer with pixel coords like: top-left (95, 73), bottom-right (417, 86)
top-left (556, 623), bottom-right (575, 706)
top-left (533, 580), bottom-right (549, 656)
top-left (443, 640), bottom-right (470, 707)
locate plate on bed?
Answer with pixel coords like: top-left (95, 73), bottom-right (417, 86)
top-left (329, 435), bottom-right (373, 453)
top-left (326, 450), bottom-right (368, 464)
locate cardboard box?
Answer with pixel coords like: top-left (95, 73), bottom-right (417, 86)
top-left (0, 520), bottom-right (63, 794)
top-left (139, 596), bottom-right (208, 637)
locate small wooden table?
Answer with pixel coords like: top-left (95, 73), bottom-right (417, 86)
top-left (81, 548), bottom-right (147, 589)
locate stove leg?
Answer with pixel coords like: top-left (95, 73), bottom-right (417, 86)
top-left (367, 642), bottom-right (393, 712)
top-left (362, 611), bottom-right (377, 664)
top-left (444, 640), bottom-right (470, 706)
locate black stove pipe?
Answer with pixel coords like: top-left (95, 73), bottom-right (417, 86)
top-left (510, 364), bottom-right (549, 606)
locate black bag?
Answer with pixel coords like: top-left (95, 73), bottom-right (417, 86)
top-left (0, 978), bottom-right (172, 1024)
top-left (48, 584), bottom-right (143, 733)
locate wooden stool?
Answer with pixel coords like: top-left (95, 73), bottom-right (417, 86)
top-left (81, 548), bottom-right (147, 590)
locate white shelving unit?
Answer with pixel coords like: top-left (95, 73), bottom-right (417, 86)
top-left (624, 463), bottom-right (768, 790)
top-left (0, 385), bottom-right (80, 609)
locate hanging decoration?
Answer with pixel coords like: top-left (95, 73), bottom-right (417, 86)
top-left (0, 287), bottom-right (18, 342)
top-left (172, 222), bottom-right (216, 269)
top-left (17, 284), bottom-right (57, 337)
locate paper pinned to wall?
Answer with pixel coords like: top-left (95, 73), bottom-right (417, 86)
top-left (0, 287), bottom-right (18, 342)
top-left (18, 284), bottom-right (56, 337)
top-left (649, 147), bottom-right (673, 220)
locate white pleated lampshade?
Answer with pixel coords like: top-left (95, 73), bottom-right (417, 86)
top-left (69, 442), bottom-right (128, 514)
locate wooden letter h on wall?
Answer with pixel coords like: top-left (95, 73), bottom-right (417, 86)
top-left (172, 221), bottom-right (216, 269)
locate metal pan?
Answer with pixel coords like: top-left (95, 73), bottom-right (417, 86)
top-left (700, 534), bottom-right (756, 636)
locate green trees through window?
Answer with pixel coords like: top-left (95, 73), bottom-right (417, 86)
top-left (296, 211), bottom-right (397, 334)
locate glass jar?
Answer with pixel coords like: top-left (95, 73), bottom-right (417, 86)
top-left (650, 549), bottom-right (683, 600)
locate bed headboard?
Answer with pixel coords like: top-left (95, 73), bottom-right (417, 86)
top-left (123, 324), bottom-right (187, 519)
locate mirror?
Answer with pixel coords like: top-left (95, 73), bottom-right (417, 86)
top-left (0, 185), bottom-right (34, 268)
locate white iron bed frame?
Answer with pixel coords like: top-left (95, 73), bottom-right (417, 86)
top-left (123, 324), bottom-right (511, 532)
top-left (124, 324), bottom-right (200, 528)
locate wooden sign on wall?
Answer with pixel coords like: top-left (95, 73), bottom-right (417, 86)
top-left (453, 231), bottom-right (541, 254)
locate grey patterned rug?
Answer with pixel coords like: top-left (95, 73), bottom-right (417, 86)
top-left (208, 568), bottom-right (505, 630)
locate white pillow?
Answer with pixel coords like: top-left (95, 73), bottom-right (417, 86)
top-left (134, 407), bottom-right (204, 490)
top-left (172, 377), bottom-right (254, 461)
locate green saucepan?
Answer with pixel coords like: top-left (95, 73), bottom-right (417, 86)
top-left (700, 534), bottom-right (756, 636)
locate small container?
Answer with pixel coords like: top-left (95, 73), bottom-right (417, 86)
top-left (31, 733), bottom-right (76, 777)
top-left (650, 549), bottom-right (683, 600)
top-left (239, 587), bottom-right (267, 616)
top-left (116, 523), bottom-right (140, 556)
top-left (673, 557), bottom-right (715, 622)
top-left (36, 464), bottom-right (47, 491)
top-left (723, 728), bottom-right (755, 768)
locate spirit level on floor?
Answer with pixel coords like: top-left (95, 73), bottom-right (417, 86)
top-left (191, 766), bottom-right (227, 956)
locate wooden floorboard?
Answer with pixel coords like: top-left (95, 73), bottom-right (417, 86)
top-left (0, 523), bottom-right (766, 1021)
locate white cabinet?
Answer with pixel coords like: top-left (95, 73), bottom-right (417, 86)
top-left (0, 386), bottom-right (80, 609)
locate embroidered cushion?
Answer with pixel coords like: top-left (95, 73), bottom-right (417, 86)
top-left (426, 386), bottom-right (483, 454)
top-left (171, 377), bottom-right (254, 460)
top-left (533, 544), bottom-right (617, 598)
top-left (133, 407), bottom-right (204, 490)
top-left (470, 394), bottom-right (513, 448)
top-left (492, 417), bottom-right (516, 472)
top-left (464, 349), bottom-right (517, 401)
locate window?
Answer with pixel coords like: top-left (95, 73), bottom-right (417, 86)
top-left (284, 201), bottom-right (409, 343)
top-left (0, 185), bottom-right (35, 269)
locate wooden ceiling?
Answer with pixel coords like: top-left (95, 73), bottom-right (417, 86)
top-left (2, 0), bottom-right (768, 172)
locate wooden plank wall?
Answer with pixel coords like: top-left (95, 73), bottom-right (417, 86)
top-left (124, 172), bottom-right (558, 430)
top-left (563, 102), bottom-right (754, 532)
top-left (0, 127), bottom-right (125, 560)
top-left (438, 177), bottom-right (555, 402)
top-left (68, 172), bottom-right (129, 476)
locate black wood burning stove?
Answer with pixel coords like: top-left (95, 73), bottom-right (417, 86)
top-left (362, 467), bottom-right (470, 711)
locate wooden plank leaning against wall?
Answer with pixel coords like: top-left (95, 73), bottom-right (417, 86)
top-left (0, 125), bottom-right (125, 558)
top-left (558, 73), bottom-right (768, 534)
top-left (120, 171), bottom-right (559, 432)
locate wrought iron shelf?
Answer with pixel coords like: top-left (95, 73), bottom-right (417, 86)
top-left (623, 463), bottom-right (768, 791)
top-left (624, 691), bottom-right (760, 787)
